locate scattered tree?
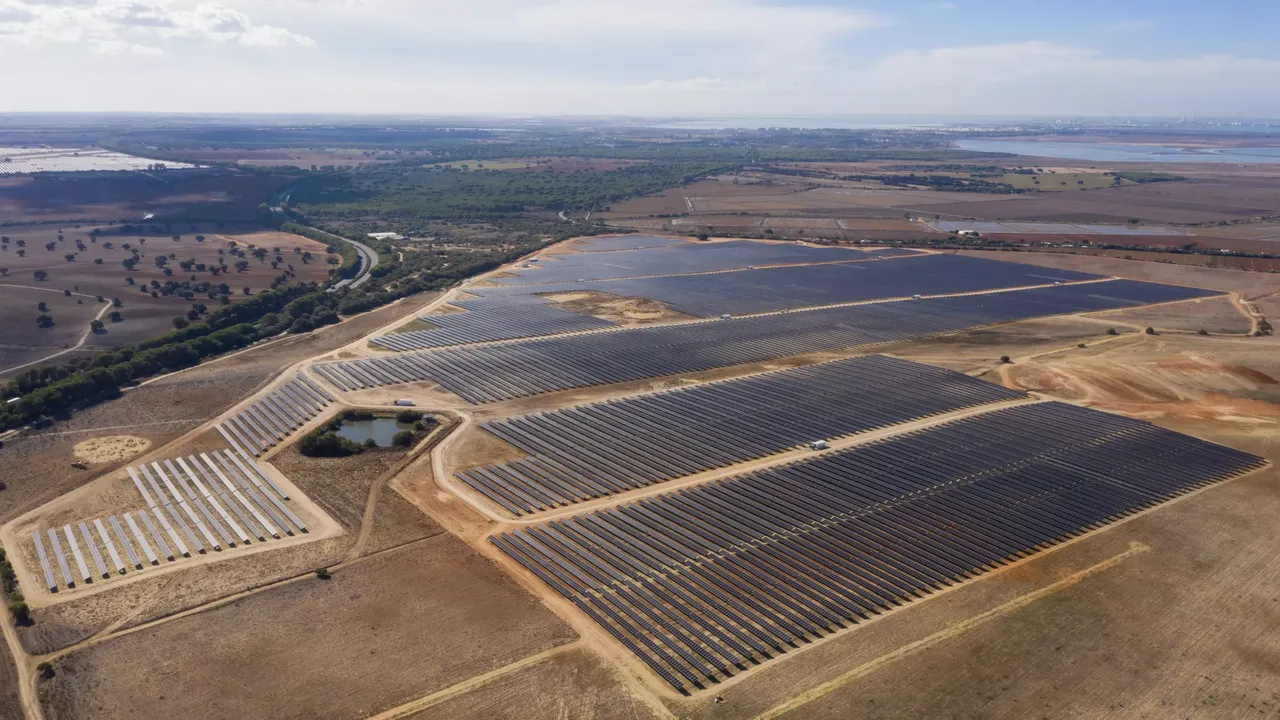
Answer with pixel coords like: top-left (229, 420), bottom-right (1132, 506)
top-left (1144, 326), bottom-right (1157, 335)
top-left (90, 319), bottom-right (105, 332)
top-left (314, 567), bottom-right (331, 580)
top-left (108, 311), bottom-right (123, 323)
top-left (37, 302), bottom-right (48, 312)
top-left (392, 430), bottom-right (414, 447)
top-left (1106, 328), bottom-right (1118, 336)
top-left (33, 270), bottom-right (47, 281)
top-left (363, 437), bottom-right (379, 449)
top-left (172, 316), bottom-right (189, 329)
top-left (36, 314), bottom-right (54, 328)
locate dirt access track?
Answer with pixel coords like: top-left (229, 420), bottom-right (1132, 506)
top-left (3, 232), bottom-right (1280, 720)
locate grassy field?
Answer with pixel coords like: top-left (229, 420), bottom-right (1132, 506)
top-left (998, 171), bottom-right (1125, 191)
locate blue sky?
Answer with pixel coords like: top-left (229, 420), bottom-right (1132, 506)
top-left (1, 0), bottom-right (1278, 116)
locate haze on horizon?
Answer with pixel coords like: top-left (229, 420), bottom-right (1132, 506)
top-left (0, 0), bottom-right (1277, 118)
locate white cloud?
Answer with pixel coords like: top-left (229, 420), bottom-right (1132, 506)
top-left (0, 0), bottom-right (314, 49)
top-left (90, 37), bottom-right (161, 53)
top-left (0, 2), bottom-right (1278, 117)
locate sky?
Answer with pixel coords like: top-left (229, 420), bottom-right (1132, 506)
top-left (1, 0), bottom-right (1279, 117)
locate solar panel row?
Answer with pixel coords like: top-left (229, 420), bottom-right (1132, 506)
top-left (312, 280), bottom-right (1221, 403)
top-left (369, 254), bottom-right (1107, 352)
top-left (459, 355), bottom-right (1026, 515)
top-left (494, 239), bottom-right (882, 285)
top-left (515, 254), bottom-right (1103, 319)
top-left (219, 376), bottom-right (334, 457)
top-left (34, 449), bottom-right (306, 592)
top-left (371, 294), bottom-right (616, 351)
top-left (493, 401), bottom-right (1265, 693)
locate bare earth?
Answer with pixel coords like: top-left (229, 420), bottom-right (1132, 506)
top-left (70, 436), bottom-right (150, 464)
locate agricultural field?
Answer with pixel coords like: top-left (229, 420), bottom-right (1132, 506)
top-left (0, 225), bottom-right (335, 378)
top-left (0, 169), bottom-right (295, 225)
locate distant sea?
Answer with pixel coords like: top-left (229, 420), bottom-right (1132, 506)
top-left (955, 139), bottom-right (1280, 164)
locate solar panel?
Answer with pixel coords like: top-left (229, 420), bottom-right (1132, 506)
top-left (111, 515), bottom-right (144, 569)
top-left (95, 518), bottom-right (126, 575)
top-left (32, 531), bottom-right (57, 592)
top-left (460, 356), bottom-right (1026, 514)
top-left (320, 280), bottom-right (1221, 403)
top-left (494, 401), bottom-right (1265, 691)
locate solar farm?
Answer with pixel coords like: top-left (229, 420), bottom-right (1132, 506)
top-left (493, 402), bottom-right (1264, 693)
top-left (29, 447), bottom-right (308, 593)
top-left (4, 232), bottom-right (1276, 718)
top-left (0, 147), bottom-right (198, 174)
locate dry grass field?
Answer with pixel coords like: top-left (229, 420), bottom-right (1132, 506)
top-left (0, 225), bottom-right (334, 377)
top-left (36, 535), bottom-right (576, 720)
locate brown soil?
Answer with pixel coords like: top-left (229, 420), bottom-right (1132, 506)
top-left (39, 535), bottom-right (576, 720)
top-left (0, 223), bottom-right (334, 352)
top-left (402, 646), bottom-right (664, 720)
top-left (0, 647), bottom-right (19, 720)
top-left (1093, 295), bottom-right (1253, 335)
top-left (71, 435), bottom-right (150, 464)
top-left (542, 290), bottom-right (698, 326)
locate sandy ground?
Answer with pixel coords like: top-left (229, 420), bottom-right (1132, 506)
top-left (70, 436), bottom-right (150, 464)
top-left (543, 290), bottom-right (698, 326)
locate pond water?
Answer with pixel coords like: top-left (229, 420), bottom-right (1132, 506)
top-left (955, 139), bottom-right (1280, 163)
top-left (334, 417), bottom-right (416, 447)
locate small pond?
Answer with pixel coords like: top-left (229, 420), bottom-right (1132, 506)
top-left (334, 417), bottom-right (416, 447)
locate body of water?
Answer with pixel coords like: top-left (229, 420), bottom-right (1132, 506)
top-left (335, 417), bottom-right (415, 446)
top-left (955, 139), bottom-right (1280, 163)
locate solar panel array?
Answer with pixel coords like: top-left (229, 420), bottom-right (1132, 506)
top-left (493, 401), bottom-right (1265, 694)
top-left (31, 448), bottom-right (307, 593)
top-left (573, 235), bottom-right (691, 252)
top-left (371, 294), bottom-right (617, 351)
top-left (0, 147), bottom-right (198, 175)
top-left (494, 240), bottom-right (881, 285)
top-left (313, 280), bottom-right (1221, 403)
top-left (459, 355), bottom-right (1026, 515)
top-left (520, 253), bottom-right (1103, 318)
top-left (218, 376), bottom-right (334, 457)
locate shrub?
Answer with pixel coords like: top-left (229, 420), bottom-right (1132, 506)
top-left (363, 437), bottom-right (379, 449)
top-left (37, 662), bottom-right (54, 679)
top-left (1197, 329), bottom-right (1209, 336)
top-left (7, 598), bottom-right (29, 624)
top-left (297, 430), bottom-right (363, 458)
top-left (1144, 326), bottom-right (1157, 335)
top-left (1106, 328), bottom-right (1118, 336)
top-left (396, 410), bottom-right (423, 424)
top-left (1000, 355), bottom-right (1012, 364)
top-left (392, 430), bottom-right (414, 447)
top-left (314, 567), bottom-right (331, 580)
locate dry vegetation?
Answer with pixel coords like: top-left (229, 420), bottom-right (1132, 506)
top-left (37, 535), bottom-right (576, 720)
